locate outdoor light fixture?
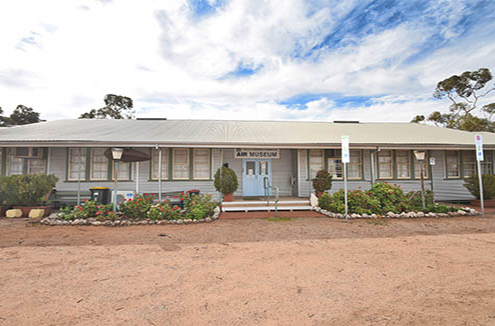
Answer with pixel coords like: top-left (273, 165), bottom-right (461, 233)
top-left (413, 150), bottom-right (426, 161)
top-left (413, 150), bottom-right (427, 209)
top-left (111, 147), bottom-right (124, 160)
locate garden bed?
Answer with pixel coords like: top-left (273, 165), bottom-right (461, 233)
top-left (39, 194), bottom-right (220, 227)
top-left (316, 182), bottom-right (479, 219)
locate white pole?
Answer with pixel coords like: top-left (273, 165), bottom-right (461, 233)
top-left (113, 160), bottom-right (118, 212)
top-left (135, 161), bottom-right (140, 195)
top-left (158, 146), bottom-right (162, 202)
top-left (477, 160), bottom-right (484, 218)
top-left (77, 149), bottom-right (81, 206)
top-left (344, 162), bottom-right (348, 221)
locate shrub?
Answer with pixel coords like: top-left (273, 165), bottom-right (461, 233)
top-left (368, 183), bottom-right (408, 213)
top-left (184, 194), bottom-right (218, 220)
top-left (119, 194), bottom-right (155, 219)
top-left (59, 200), bottom-right (113, 220)
top-left (214, 166), bottom-right (238, 195)
top-left (0, 174), bottom-right (58, 206)
top-left (312, 169), bottom-right (332, 193)
top-left (318, 189), bottom-right (381, 215)
top-left (464, 174), bottom-right (495, 200)
top-left (147, 200), bottom-right (182, 220)
top-left (407, 190), bottom-right (434, 210)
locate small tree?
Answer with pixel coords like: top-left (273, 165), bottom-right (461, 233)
top-left (464, 174), bottom-right (495, 200)
top-left (312, 169), bottom-right (332, 195)
top-left (214, 166), bottom-right (238, 195)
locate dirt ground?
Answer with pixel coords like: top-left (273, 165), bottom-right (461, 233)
top-left (1, 215), bottom-right (495, 325)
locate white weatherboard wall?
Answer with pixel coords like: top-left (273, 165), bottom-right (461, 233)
top-left (50, 147), bottom-right (223, 199)
top-left (298, 149), bottom-right (475, 201)
top-left (222, 148), bottom-right (294, 197)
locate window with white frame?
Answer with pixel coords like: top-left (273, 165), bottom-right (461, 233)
top-left (327, 149), bottom-right (342, 179)
top-left (378, 150), bottom-right (393, 179)
top-left (7, 147), bottom-right (46, 176)
top-left (348, 150), bottom-right (362, 179)
top-left (90, 148), bottom-right (109, 180)
top-left (0, 148), bottom-right (3, 175)
top-left (116, 161), bottom-right (131, 181)
top-left (414, 152), bottom-right (429, 179)
top-left (445, 150), bottom-right (460, 178)
top-left (309, 149), bottom-right (324, 179)
top-left (151, 148), bottom-right (169, 180)
top-left (396, 150), bottom-right (411, 179)
top-left (68, 148), bottom-right (86, 181)
top-left (173, 148), bottom-right (189, 180)
top-left (193, 149), bottom-right (210, 180)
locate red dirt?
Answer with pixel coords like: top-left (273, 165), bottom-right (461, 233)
top-left (1, 216), bottom-right (495, 325)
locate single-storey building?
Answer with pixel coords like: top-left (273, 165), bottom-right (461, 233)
top-left (0, 119), bottom-right (493, 203)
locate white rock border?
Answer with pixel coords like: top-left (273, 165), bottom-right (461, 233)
top-left (40, 206), bottom-right (221, 226)
top-left (314, 206), bottom-right (478, 219)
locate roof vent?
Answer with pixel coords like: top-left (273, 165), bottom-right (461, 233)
top-left (136, 118), bottom-right (167, 120)
top-left (333, 120), bottom-right (359, 123)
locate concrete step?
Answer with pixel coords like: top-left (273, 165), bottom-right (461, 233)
top-left (222, 200), bottom-right (310, 207)
top-left (222, 205), bottom-right (313, 212)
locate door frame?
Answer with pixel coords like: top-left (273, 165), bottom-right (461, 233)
top-left (242, 158), bottom-right (272, 197)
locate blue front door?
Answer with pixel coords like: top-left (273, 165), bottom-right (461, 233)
top-left (242, 159), bottom-right (272, 196)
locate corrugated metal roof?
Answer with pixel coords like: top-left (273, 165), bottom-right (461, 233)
top-left (0, 119), bottom-right (492, 148)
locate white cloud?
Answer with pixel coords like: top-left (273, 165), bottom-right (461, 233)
top-left (0, 0), bottom-right (493, 123)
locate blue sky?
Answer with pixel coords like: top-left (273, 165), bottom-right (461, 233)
top-left (0, 0), bottom-right (495, 122)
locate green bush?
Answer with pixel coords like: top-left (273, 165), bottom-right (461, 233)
top-left (59, 200), bottom-right (113, 220)
top-left (184, 194), bottom-right (218, 220)
top-left (312, 169), bottom-right (332, 193)
top-left (464, 174), bottom-right (495, 200)
top-left (119, 194), bottom-right (156, 219)
top-left (146, 200), bottom-right (182, 220)
top-left (0, 174), bottom-right (58, 206)
top-left (214, 166), bottom-right (238, 195)
top-left (368, 183), bottom-right (409, 213)
top-left (318, 190), bottom-right (380, 214)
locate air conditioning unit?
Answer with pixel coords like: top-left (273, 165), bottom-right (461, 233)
top-left (111, 191), bottom-right (135, 204)
top-left (15, 147), bottom-right (42, 158)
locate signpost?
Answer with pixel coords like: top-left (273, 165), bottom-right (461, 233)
top-left (342, 136), bottom-right (350, 221)
top-left (475, 135), bottom-right (484, 218)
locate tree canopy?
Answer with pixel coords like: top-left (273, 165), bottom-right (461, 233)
top-left (79, 94), bottom-right (135, 119)
top-left (0, 105), bottom-right (43, 127)
top-left (411, 68), bottom-right (495, 132)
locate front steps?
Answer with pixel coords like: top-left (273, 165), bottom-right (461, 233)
top-left (221, 199), bottom-right (312, 212)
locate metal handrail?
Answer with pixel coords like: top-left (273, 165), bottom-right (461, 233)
top-left (263, 177), bottom-right (280, 217)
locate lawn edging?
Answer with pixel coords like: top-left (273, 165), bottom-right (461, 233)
top-left (314, 206), bottom-right (479, 219)
top-left (40, 207), bottom-right (221, 226)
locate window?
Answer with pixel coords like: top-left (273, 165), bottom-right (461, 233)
top-left (68, 148), bottom-right (86, 181)
top-left (378, 150), bottom-right (393, 179)
top-left (309, 149), bottom-right (324, 179)
top-left (462, 151), bottom-right (476, 178)
top-left (327, 149), bottom-right (342, 179)
top-left (193, 149), bottom-right (210, 179)
top-left (90, 148), bottom-right (109, 180)
top-left (446, 150), bottom-right (460, 178)
top-left (348, 150), bottom-right (362, 179)
top-left (482, 150), bottom-right (493, 174)
top-left (116, 161), bottom-right (131, 181)
top-left (0, 148), bottom-right (3, 175)
top-left (396, 150), bottom-right (411, 179)
top-left (7, 148), bottom-right (46, 176)
top-left (414, 152), bottom-right (429, 179)
top-left (151, 148), bottom-right (169, 180)
top-left (173, 148), bottom-right (189, 180)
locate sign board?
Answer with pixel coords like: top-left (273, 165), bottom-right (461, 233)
top-left (475, 135), bottom-right (484, 161)
top-left (235, 149), bottom-right (280, 159)
top-left (341, 136), bottom-right (350, 163)
top-left (429, 157), bottom-right (435, 166)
